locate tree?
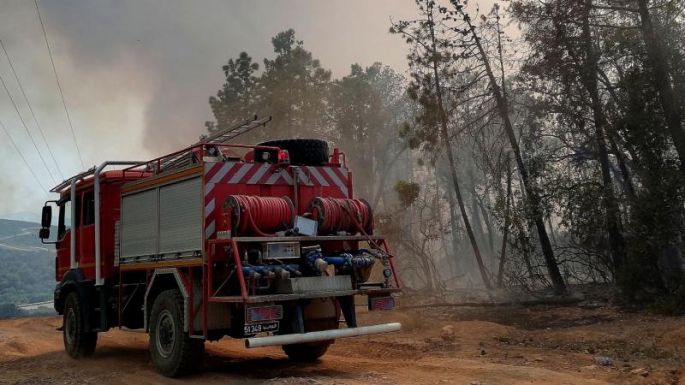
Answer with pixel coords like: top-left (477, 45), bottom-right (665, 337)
top-left (260, 29), bottom-right (331, 138)
top-left (206, 30), bottom-right (331, 141)
top-left (329, 63), bottom-right (413, 200)
top-left (392, 0), bottom-right (493, 289)
top-left (206, 52), bottom-right (261, 133)
top-left (511, 0), bottom-right (685, 300)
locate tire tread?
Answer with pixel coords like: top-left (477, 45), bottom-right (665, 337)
top-left (149, 289), bottom-right (204, 377)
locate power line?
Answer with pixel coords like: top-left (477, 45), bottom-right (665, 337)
top-left (0, 38), bottom-right (65, 180)
top-left (34, 0), bottom-right (85, 170)
top-left (0, 117), bottom-right (48, 193)
top-left (0, 73), bottom-right (58, 185)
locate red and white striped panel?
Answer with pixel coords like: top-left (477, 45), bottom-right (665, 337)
top-left (299, 166), bottom-right (349, 197)
top-left (204, 162), bottom-right (293, 188)
top-left (203, 162), bottom-right (350, 240)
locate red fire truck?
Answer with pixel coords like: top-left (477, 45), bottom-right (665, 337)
top-left (38, 117), bottom-right (401, 377)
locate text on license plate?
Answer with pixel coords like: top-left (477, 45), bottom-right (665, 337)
top-left (244, 321), bottom-right (279, 335)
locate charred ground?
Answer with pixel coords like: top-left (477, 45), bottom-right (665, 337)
top-left (0, 302), bottom-right (683, 385)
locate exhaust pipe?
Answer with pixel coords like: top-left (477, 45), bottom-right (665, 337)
top-left (245, 322), bottom-right (402, 349)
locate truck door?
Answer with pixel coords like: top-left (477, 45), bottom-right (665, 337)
top-left (79, 191), bottom-right (95, 272)
top-left (55, 195), bottom-right (81, 281)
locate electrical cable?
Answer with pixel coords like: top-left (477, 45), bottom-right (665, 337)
top-left (0, 73), bottom-right (57, 185)
top-left (0, 117), bottom-right (48, 193)
top-left (34, 0), bottom-right (85, 170)
top-left (0, 38), bottom-right (64, 180)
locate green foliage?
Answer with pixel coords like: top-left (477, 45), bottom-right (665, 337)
top-left (260, 29), bottom-right (331, 139)
top-left (206, 29), bottom-right (414, 205)
top-left (0, 303), bottom-right (26, 319)
top-left (206, 29), bottom-right (331, 141)
top-left (393, 180), bottom-right (421, 208)
top-left (0, 220), bottom-right (54, 306)
top-left (206, 52), bottom-right (260, 133)
top-left (328, 62), bottom-right (413, 197)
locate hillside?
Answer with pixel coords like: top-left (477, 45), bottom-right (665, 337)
top-left (0, 211), bottom-right (42, 224)
top-left (0, 219), bottom-right (54, 305)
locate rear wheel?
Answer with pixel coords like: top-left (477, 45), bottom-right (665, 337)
top-left (282, 340), bottom-right (332, 361)
top-left (282, 317), bottom-right (339, 362)
top-left (63, 292), bottom-right (98, 358)
top-left (149, 290), bottom-right (204, 377)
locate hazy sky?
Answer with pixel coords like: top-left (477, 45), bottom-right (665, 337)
top-left (0, 0), bottom-right (500, 216)
top-left (0, 0), bottom-right (425, 214)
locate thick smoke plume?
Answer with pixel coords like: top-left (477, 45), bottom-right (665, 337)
top-left (0, 0), bottom-right (417, 214)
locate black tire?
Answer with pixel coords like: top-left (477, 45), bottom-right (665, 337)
top-left (255, 139), bottom-right (329, 166)
top-left (63, 292), bottom-right (98, 358)
top-left (282, 341), bottom-right (331, 362)
top-left (149, 290), bottom-right (205, 377)
top-left (281, 317), bottom-right (338, 362)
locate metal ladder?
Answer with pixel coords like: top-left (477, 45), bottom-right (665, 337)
top-left (199, 115), bottom-right (272, 144)
top-left (156, 116), bottom-right (272, 173)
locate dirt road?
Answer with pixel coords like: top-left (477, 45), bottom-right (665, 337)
top-left (0, 306), bottom-right (683, 384)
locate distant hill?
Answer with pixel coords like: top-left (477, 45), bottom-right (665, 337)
top-left (0, 211), bottom-right (41, 224)
top-left (0, 219), bottom-right (54, 305)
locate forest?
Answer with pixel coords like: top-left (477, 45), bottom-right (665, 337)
top-left (0, 219), bottom-right (54, 318)
top-left (205, 0), bottom-right (685, 311)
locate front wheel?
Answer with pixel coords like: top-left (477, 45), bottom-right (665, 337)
top-left (63, 292), bottom-right (98, 358)
top-left (149, 290), bottom-right (204, 377)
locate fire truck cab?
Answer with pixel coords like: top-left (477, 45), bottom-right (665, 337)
top-left (39, 117), bottom-right (401, 377)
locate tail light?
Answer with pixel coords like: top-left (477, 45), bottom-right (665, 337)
top-left (278, 149), bottom-right (290, 164)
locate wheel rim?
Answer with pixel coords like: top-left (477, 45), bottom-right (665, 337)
top-left (155, 309), bottom-right (175, 358)
top-left (65, 307), bottom-right (76, 345)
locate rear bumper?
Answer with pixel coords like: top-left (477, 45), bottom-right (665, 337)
top-left (245, 322), bottom-right (402, 348)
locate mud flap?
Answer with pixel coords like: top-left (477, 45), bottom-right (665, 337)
top-left (337, 295), bottom-right (357, 328)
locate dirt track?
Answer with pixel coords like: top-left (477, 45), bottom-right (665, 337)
top-left (1, 306), bottom-right (684, 384)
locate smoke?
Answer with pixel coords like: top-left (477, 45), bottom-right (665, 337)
top-left (0, 0), bottom-right (418, 215)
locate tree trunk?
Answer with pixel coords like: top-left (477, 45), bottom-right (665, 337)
top-left (427, 9), bottom-right (492, 289)
top-left (435, 169), bottom-right (458, 278)
top-left (607, 132), bottom-right (636, 200)
top-left (444, 168), bottom-right (465, 277)
top-left (580, 0), bottom-right (626, 277)
top-left (481, 192), bottom-right (496, 256)
top-left (372, 145), bottom-right (407, 210)
top-left (496, 153), bottom-right (512, 287)
top-left (636, 0), bottom-right (685, 175)
top-left (469, 169), bottom-right (489, 255)
top-left (463, 14), bottom-right (566, 294)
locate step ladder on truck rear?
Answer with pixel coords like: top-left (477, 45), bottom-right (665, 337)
top-left (38, 116), bottom-right (402, 377)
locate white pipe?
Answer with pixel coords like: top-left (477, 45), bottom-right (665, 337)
top-left (70, 179), bottom-right (77, 269)
top-left (94, 161), bottom-right (144, 286)
top-left (245, 322), bottom-right (402, 349)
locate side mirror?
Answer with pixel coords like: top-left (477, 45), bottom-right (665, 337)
top-left (40, 201), bottom-right (58, 244)
top-left (39, 228), bottom-right (50, 240)
top-left (41, 206), bottom-right (52, 228)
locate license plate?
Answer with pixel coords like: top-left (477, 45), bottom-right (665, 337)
top-left (246, 305), bottom-right (283, 323)
top-left (368, 296), bottom-right (395, 311)
top-left (243, 321), bottom-right (279, 335)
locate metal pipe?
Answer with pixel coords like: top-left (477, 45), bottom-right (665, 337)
top-left (245, 322), bottom-right (402, 348)
top-left (292, 166), bottom-right (299, 214)
top-left (94, 161), bottom-right (144, 286)
top-left (70, 179), bottom-right (77, 269)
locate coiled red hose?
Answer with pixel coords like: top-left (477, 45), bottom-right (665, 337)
top-left (309, 197), bottom-right (373, 235)
top-left (226, 195), bottom-right (294, 236)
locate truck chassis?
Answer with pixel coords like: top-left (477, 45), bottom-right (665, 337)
top-left (41, 117), bottom-right (401, 376)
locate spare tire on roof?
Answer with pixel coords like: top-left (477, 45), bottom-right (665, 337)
top-left (255, 139), bottom-right (329, 166)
